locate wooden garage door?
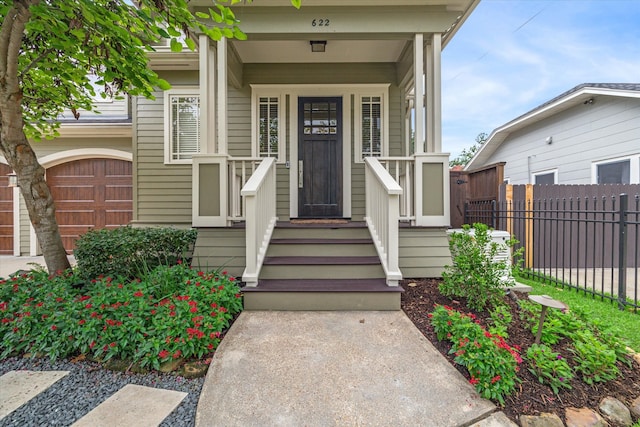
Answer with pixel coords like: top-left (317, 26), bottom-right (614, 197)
top-left (47, 159), bottom-right (132, 252)
top-left (0, 164), bottom-right (13, 255)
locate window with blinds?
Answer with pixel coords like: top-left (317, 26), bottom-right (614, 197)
top-left (169, 95), bottom-right (200, 161)
top-left (361, 96), bottom-right (382, 159)
top-left (258, 97), bottom-right (279, 159)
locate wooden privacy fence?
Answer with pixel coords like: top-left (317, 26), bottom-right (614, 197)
top-left (450, 162), bottom-right (505, 228)
top-left (464, 184), bottom-right (640, 310)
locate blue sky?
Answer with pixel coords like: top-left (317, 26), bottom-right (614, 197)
top-left (442, 0), bottom-right (640, 158)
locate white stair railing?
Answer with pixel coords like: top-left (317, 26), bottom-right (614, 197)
top-left (241, 157), bottom-right (277, 286)
top-left (364, 157), bottom-right (403, 286)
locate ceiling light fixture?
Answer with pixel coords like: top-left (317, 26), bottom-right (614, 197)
top-left (310, 40), bottom-right (327, 53)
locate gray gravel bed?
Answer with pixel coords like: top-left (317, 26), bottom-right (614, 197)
top-left (0, 356), bottom-right (204, 427)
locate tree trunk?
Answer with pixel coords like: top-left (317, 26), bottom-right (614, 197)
top-left (0, 0), bottom-right (70, 274)
top-left (0, 135), bottom-right (71, 274)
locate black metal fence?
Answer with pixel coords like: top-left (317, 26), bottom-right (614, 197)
top-left (465, 191), bottom-right (639, 311)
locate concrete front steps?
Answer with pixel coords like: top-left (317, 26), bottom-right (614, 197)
top-left (242, 222), bottom-right (403, 310)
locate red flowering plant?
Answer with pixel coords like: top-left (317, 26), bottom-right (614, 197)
top-left (430, 304), bottom-right (522, 405)
top-left (1, 264), bottom-right (243, 370)
top-left (0, 269), bottom-right (82, 360)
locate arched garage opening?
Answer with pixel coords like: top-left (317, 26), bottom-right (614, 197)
top-left (46, 156), bottom-right (133, 253)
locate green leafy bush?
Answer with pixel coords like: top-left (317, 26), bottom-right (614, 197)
top-left (526, 344), bottom-right (573, 394)
top-left (571, 330), bottom-right (619, 385)
top-left (0, 263), bottom-right (242, 370)
top-left (518, 299), bottom-right (630, 387)
top-left (488, 305), bottom-right (513, 338)
top-left (430, 305), bottom-right (522, 405)
top-left (74, 226), bottom-right (198, 281)
top-left (440, 223), bottom-right (519, 311)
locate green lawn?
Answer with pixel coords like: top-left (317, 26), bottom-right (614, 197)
top-left (516, 275), bottom-right (640, 352)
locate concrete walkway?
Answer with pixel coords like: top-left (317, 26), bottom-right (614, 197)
top-left (196, 311), bottom-right (503, 427)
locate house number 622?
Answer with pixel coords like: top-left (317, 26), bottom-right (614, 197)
top-left (311, 19), bottom-right (330, 27)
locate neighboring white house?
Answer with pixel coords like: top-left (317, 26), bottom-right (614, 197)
top-left (465, 83), bottom-right (640, 185)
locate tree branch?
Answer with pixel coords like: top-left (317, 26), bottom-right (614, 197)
top-left (5, 1), bottom-right (40, 95)
top-left (0, 5), bottom-right (19, 78)
top-left (19, 47), bottom-right (56, 80)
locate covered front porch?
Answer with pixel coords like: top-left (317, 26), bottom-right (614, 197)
top-left (186, 3), bottom-right (469, 308)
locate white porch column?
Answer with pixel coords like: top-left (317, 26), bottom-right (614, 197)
top-left (199, 35), bottom-right (216, 154)
top-left (425, 33), bottom-right (442, 153)
top-left (216, 37), bottom-right (228, 155)
top-left (413, 33), bottom-right (425, 154)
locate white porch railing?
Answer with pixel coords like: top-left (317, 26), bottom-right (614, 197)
top-left (378, 157), bottom-right (415, 222)
top-left (228, 157), bottom-right (262, 221)
top-left (364, 157), bottom-right (403, 286)
top-left (241, 157), bottom-right (277, 286)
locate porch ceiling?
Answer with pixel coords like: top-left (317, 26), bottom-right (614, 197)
top-left (231, 39), bottom-right (409, 64)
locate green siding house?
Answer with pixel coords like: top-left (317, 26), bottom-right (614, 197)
top-left (3, 0), bottom-right (480, 310)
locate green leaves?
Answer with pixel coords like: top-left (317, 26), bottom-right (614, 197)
top-left (526, 344), bottom-right (573, 394)
top-left (440, 223), bottom-right (516, 311)
top-left (170, 38), bottom-right (183, 52)
top-left (571, 331), bottom-right (619, 384)
top-left (5, 0), bottom-right (258, 141)
top-left (73, 226), bottom-right (198, 281)
top-left (0, 264), bottom-right (244, 369)
top-left (430, 305), bottom-right (522, 405)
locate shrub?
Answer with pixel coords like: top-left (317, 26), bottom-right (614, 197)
top-left (488, 304), bottom-right (513, 338)
top-left (0, 263), bottom-right (242, 369)
top-left (440, 223), bottom-right (519, 311)
top-left (430, 305), bottom-right (522, 405)
top-left (74, 226), bottom-right (198, 281)
top-left (526, 344), bottom-right (573, 394)
top-left (571, 330), bottom-right (619, 385)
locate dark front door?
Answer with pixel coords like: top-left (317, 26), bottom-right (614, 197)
top-left (298, 97), bottom-right (343, 217)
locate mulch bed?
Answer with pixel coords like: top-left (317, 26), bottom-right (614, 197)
top-left (401, 278), bottom-right (640, 424)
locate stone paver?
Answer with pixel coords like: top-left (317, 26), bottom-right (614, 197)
top-left (71, 384), bottom-right (187, 427)
top-left (470, 411), bottom-right (518, 426)
top-left (196, 311), bottom-right (495, 427)
top-left (565, 407), bottom-right (609, 427)
top-left (0, 370), bottom-right (69, 420)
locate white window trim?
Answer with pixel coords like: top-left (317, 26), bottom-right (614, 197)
top-left (354, 91), bottom-right (390, 163)
top-left (164, 87), bottom-right (200, 165)
top-left (591, 154), bottom-right (640, 184)
top-left (251, 91), bottom-right (285, 163)
top-left (531, 168), bottom-right (558, 184)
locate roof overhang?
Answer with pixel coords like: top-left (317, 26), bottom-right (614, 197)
top-left (166, 0), bottom-right (478, 66)
top-left (147, 51), bottom-right (199, 70)
top-left (465, 86), bottom-right (640, 171)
